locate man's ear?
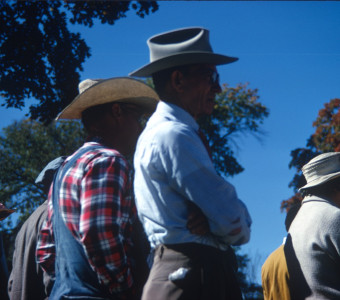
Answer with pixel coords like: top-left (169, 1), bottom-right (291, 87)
top-left (170, 70), bottom-right (186, 93)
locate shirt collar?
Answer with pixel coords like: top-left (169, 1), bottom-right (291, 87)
top-left (303, 194), bottom-right (332, 204)
top-left (155, 101), bottom-right (199, 131)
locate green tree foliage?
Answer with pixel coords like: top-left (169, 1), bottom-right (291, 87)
top-left (281, 98), bottom-right (340, 211)
top-left (198, 83), bottom-right (269, 177)
top-left (0, 119), bottom-right (85, 229)
top-left (0, 118), bottom-right (85, 267)
top-left (0, 0), bottom-right (158, 124)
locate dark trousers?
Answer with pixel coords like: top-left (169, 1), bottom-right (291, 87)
top-left (141, 243), bottom-right (243, 300)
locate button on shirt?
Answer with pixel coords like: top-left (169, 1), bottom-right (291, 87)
top-left (133, 102), bottom-right (252, 250)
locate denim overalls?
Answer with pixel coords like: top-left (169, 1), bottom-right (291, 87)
top-left (49, 146), bottom-right (110, 299)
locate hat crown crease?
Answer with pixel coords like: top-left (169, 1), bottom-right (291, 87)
top-left (148, 29), bottom-right (212, 62)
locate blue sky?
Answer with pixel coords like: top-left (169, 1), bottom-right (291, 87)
top-left (1, 1), bottom-right (340, 283)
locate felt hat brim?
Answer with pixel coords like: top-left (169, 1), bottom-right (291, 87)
top-left (129, 52), bottom-right (238, 77)
top-left (56, 77), bottom-right (159, 120)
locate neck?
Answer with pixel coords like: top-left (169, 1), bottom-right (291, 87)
top-left (163, 98), bottom-right (199, 120)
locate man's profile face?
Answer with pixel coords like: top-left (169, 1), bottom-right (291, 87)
top-left (180, 64), bottom-right (222, 119)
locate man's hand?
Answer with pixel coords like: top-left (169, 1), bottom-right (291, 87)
top-left (186, 203), bottom-right (210, 235)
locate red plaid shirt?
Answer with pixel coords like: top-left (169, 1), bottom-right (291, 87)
top-left (36, 142), bottom-right (136, 295)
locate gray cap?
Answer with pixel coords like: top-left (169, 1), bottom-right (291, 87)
top-left (36, 156), bottom-right (66, 193)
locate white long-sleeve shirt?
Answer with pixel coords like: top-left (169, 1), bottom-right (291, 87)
top-left (133, 101), bottom-right (251, 250)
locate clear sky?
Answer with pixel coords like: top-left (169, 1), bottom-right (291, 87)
top-left (1, 1), bottom-right (340, 283)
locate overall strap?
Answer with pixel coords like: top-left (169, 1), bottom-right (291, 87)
top-left (54, 145), bottom-right (104, 195)
top-left (50, 144), bottom-right (110, 299)
top-left (52, 145), bottom-right (104, 216)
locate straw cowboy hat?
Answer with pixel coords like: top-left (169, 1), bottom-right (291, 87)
top-left (129, 27), bottom-right (238, 77)
top-left (299, 152), bottom-right (340, 191)
top-left (56, 77), bottom-right (159, 120)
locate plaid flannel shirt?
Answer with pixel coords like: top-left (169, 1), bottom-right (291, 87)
top-left (36, 142), bottom-right (136, 295)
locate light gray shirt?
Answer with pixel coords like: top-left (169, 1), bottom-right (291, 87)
top-left (288, 195), bottom-right (340, 299)
top-left (133, 101), bottom-right (251, 250)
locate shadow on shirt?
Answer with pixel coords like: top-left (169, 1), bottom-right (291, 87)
top-left (284, 233), bottom-right (312, 300)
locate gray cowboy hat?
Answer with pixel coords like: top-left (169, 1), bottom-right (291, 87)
top-left (129, 27), bottom-right (238, 77)
top-left (56, 77), bottom-right (159, 120)
top-left (299, 152), bottom-right (340, 191)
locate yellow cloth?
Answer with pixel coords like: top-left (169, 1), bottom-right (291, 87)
top-left (261, 244), bottom-right (291, 300)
